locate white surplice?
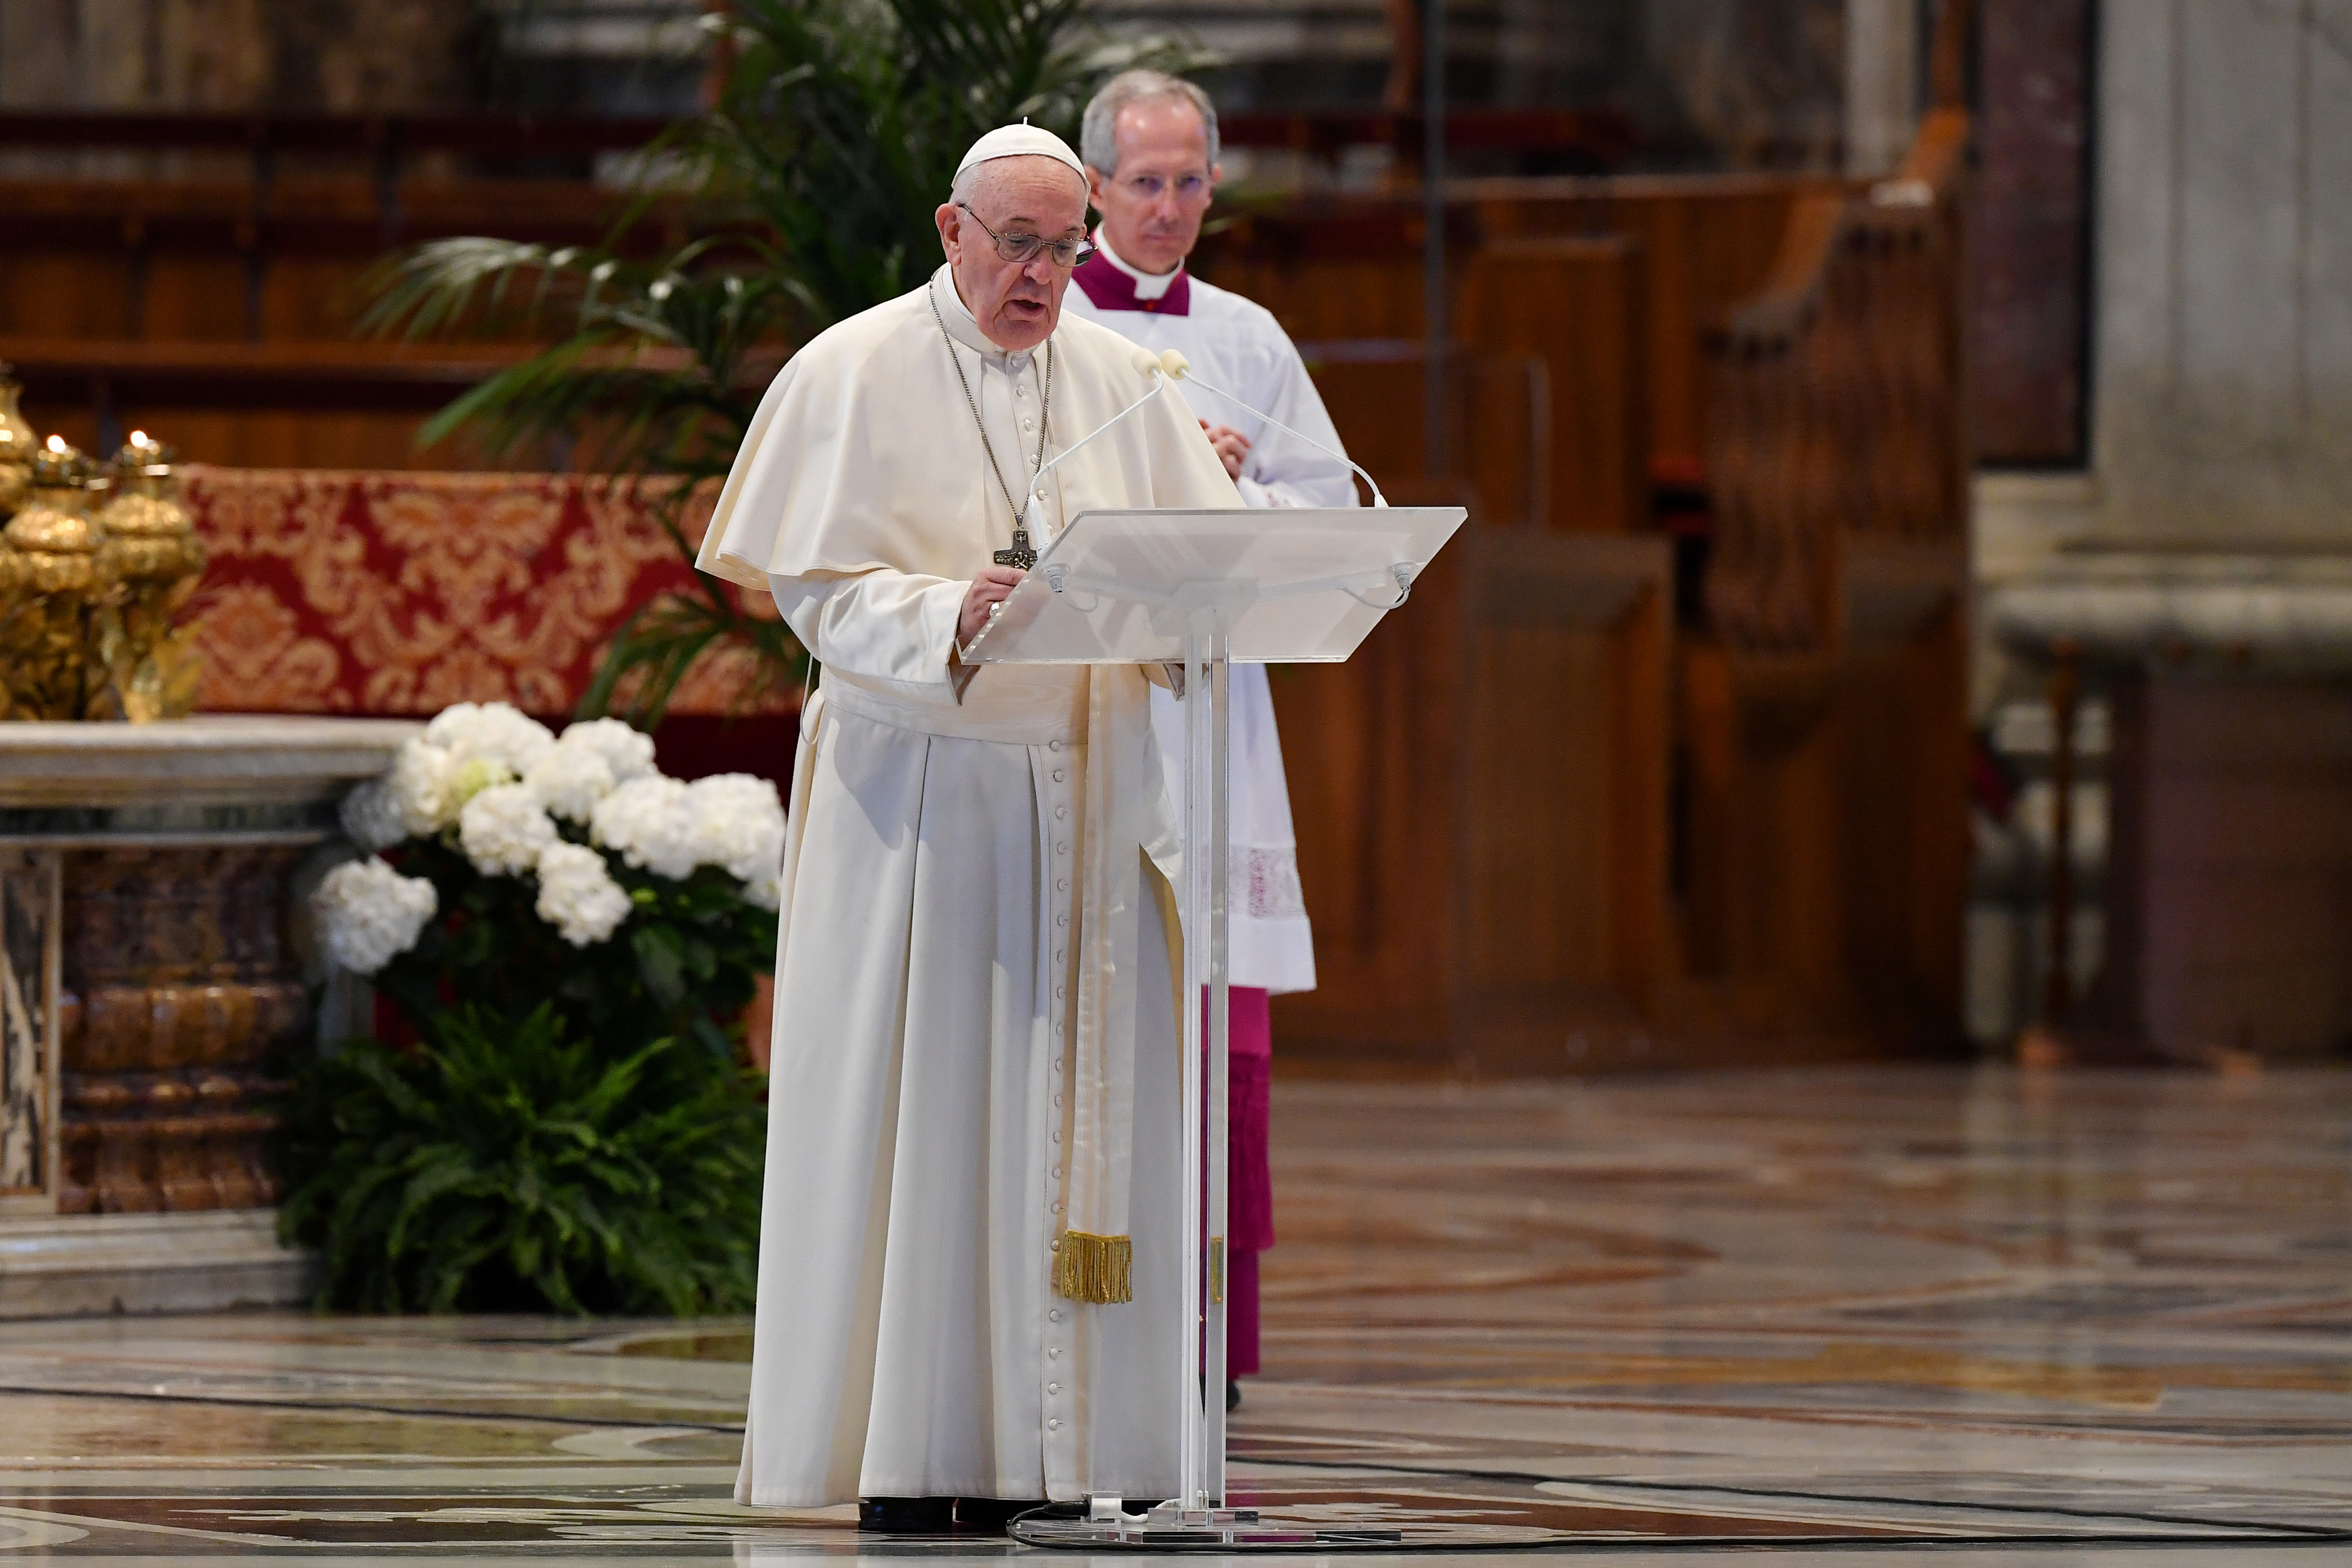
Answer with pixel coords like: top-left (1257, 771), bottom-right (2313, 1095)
top-left (697, 266), bottom-right (1243, 1507)
top-left (1063, 236), bottom-right (1355, 994)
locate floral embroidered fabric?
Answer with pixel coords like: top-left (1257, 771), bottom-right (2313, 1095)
top-left (1236, 845), bottom-right (1308, 922)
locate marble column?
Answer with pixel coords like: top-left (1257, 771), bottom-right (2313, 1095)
top-left (1984, 1), bottom-right (2352, 1061)
top-left (2096, 0), bottom-right (2352, 543)
top-left (1844, 0), bottom-right (1919, 176)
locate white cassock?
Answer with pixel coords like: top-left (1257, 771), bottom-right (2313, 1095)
top-left (1063, 235), bottom-right (1354, 994)
top-left (698, 263), bottom-right (1244, 1507)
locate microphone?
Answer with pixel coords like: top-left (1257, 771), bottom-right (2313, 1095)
top-left (1004, 348), bottom-right (1173, 563)
top-left (1157, 349), bottom-right (1388, 508)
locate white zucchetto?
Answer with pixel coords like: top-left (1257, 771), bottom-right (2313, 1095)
top-left (954, 121), bottom-right (1087, 186)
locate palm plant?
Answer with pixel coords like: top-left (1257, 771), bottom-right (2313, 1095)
top-left (362, 0), bottom-right (1207, 726)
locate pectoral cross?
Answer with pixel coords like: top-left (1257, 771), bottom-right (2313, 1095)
top-left (993, 527), bottom-right (1036, 571)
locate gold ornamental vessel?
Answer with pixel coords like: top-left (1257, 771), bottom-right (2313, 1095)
top-left (0, 366), bottom-right (36, 517)
top-left (0, 430), bottom-right (207, 722)
top-left (0, 437), bottom-right (109, 720)
top-left (95, 432), bottom-right (205, 722)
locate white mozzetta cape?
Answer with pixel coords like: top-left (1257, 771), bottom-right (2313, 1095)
top-left (1064, 242), bottom-right (1353, 994)
top-left (699, 268), bottom-right (1242, 1506)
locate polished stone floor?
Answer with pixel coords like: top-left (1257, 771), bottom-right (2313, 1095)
top-left (0, 1066), bottom-right (2345, 1563)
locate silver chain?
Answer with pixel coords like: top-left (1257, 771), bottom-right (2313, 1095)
top-left (929, 280), bottom-right (1054, 535)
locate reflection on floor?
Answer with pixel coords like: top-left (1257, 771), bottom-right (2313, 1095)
top-left (0, 1067), bottom-right (2345, 1563)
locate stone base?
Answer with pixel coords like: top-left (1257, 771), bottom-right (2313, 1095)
top-left (0, 1210), bottom-right (315, 1319)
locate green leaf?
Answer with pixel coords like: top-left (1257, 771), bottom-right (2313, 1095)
top-left (275, 1005), bottom-right (766, 1315)
top-left (633, 924), bottom-right (689, 1008)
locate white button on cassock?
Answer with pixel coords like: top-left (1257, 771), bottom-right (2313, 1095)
top-left (1048, 1381), bottom-right (1061, 1394)
top-left (1049, 1418), bottom-right (1063, 1430)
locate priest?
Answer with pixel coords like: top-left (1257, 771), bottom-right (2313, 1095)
top-left (1065, 70), bottom-right (1354, 1406)
top-left (695, 123), bottom-right (1243, 1530)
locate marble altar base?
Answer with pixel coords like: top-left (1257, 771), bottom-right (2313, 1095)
top-left (0, 1211), bottom-right (316, 1318)
top-left (1989, 551), bottom-right (2352, 1062)
top-left (0, 715), bottom-right (415, 1317)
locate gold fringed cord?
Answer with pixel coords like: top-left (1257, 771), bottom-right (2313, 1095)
top-left (1053, 1230), bottom-right (1133, 1303)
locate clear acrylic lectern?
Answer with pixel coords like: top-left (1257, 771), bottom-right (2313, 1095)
top-left (959, 504), bottom-right (1464, 1550)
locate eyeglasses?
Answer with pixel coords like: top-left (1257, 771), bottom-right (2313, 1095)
top-left (1118, 171), bottom-right (1213, 202)
top-left (958, 204), bottom-right (1095, 270)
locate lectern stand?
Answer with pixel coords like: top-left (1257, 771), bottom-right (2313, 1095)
top-left (959, 504), bottom-right (1464, 1550)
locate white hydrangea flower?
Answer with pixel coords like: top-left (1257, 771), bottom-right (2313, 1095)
top-left (338, 777), bottom-right (406, 852)
top-left (457, 782), bottom-right (558, 877)
top-left (424, 701), bottom-right (556, 774)
top-left (534, 841), bottom-right (634, 947)
top-left (446, 756), bottom-right (518, 816)
top-left (388, 740), bottom-right (459, 836)
top-left (589, 775), bottom-right (700, 880)
top-left (742, 870), bottom-right (782, 912)
top-left (686, 772), bottom-right (787, 886)
top-left (312, 857), bottom-right (438, 975)
top-left (524, 742), bottom-right (616, 824)
top-left (557, 717), bottom-right (657, 783)
top-left (534, 846), bottom-right (635, 945)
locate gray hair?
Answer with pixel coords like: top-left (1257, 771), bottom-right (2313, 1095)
top-left (1080, 70), bottom-right (1220, 176)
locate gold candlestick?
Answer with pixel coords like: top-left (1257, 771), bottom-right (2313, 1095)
top-left (96, 432), bottom-right (205, 722)
top-left (0, 437), bottom-right (111, 721)
top-left (0, 367), bottom-right (35, 519)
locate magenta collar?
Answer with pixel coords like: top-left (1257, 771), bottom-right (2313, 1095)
top-left (1071, 253), bottom-right (1191, 316)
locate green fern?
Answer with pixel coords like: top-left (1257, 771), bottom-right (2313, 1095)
top-left (278, 1006), bottom-right (765, 1315)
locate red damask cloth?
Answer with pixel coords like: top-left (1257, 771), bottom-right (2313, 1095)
top-left (181, 466), bottom-right (795, 718)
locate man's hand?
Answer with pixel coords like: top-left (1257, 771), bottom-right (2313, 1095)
top-left (1200, 420), bottom-right (1251, 480)
top-left (958, 565), bottom-right (1026, 645)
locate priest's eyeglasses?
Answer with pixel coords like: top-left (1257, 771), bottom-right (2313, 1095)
top-left (957, 204), bottom-right (1095, 270)
top-left (1118, 171), bottom-right (1213, 203)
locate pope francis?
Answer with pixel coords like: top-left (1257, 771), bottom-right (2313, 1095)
top-left (693, 123), bottom-right (1243, 1531)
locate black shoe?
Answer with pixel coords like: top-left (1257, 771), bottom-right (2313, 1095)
top-left (954, 1497), bottom-right (1047, 1534)
top-left (859, 1496), bottom-right (955, 1534)
top-left (1227, 1379), bottom-right (1242, 1411)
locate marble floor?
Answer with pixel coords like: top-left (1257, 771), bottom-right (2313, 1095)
top-left (0, 1066), bottom-right (2345, 1563)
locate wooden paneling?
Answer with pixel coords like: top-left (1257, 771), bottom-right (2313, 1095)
top-left (0, 173), bottom-right (1820, 486)
top-left (1201, 178), bottom-right (1830, 492)
top-left (1272, 520), bottom-right (1675, 1074)
top-left (1301, 344), bottom-right (1547, 525)
top-left (1465, 176), bottom-right (1840, 475)
top-left (0, 176), bottom-right (625, 469)
top-left (1194, 210), bottom-right (1433, 343)
top-left (35, 408), bottom-right (477, 471)
top-left (1459, 237), bottom-right (1647, 532)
